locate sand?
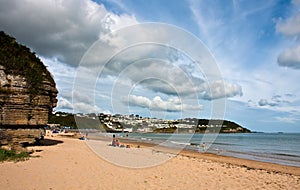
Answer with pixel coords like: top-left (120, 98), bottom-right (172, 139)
top-left (0, 136), bottom-right (299, 190)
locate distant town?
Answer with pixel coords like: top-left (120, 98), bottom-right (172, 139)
top-left (49, 112), bottom-right (251, 133)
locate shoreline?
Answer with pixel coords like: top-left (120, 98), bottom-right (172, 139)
top-left (0, 136), bottom-right (299, 189)
top-left (87, 135), bottom-right (300, 176)
top-left (121, 138), bottom-right (300, 176)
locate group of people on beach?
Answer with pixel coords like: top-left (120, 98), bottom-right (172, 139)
top-left (111, 134), bottom-right (131, 148)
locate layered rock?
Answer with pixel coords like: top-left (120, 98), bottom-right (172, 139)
top-left (0, 31), bottom-right (58, 128)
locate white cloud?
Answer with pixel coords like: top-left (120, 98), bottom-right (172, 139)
top-left (277, 45), bottom-right (300, 69)
top-left (99, 54), bottom-right (242, 101)
top-left (258, 99), bottom-right (278, 107)
top-left (56, 97), bottom-right (73, 110)
top-left (200, 80), bottom-right (243, 100)
top-left (247, 94), bottom-right (298, 113)
top-left (117, 60), bottom-right (202, 96)
top-left (73, 102), bottom-right (101, 113)
top-left (126, 95), bottom-right (151, 108)
top-left (276, 14), bottom-right (300, 38)
top-left (103, 13), bottom-right (138, 32)
top-left (276, 1), bottom-right (300, 69)
top-left (0, 0), bottom-right (138, 66)
top-left (125, 95), bottom-right (202, 112)
top-left (56, 94), bottom-right (103, 113)
top-left (73, 91), bottom-right (94, 105)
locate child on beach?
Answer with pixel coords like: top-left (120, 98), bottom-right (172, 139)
top-left (201, 142), bottom-right (206, 152)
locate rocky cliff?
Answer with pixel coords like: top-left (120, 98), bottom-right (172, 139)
top-left (0, 31), bottom-right (58, 128)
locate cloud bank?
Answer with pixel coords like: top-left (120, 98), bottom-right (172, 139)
top-left (0, 0), bottom-right (243, 115)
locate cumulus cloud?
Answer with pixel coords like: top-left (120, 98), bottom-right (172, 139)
top-left (247, 100), bottom-right (256, 107)
top-left (271, 95), bottom-right (291, 104)
top-left (200, 80), bottom-right (243, 100)
top-left (56, 97), bottom-right (73, 110)
top-left (276, 13), bottom-right (300, 38)
top-left (258, 99), bottom-right (268, 106)
top-left (116, 60), bottom-right (202, 96)
top-left (56, 93), bottom-right (103, 113)
top-left (0, 0), bottom-right (138, 66)
top-left (126, 95), bottom-right (151, 108)
top-left (277, 45), bottom-right (300, 69)
top-left (124, 95), bottom-right (202, 112)
top-left (73, 91), bottom-right (94, 105)
top-left (258, 99), bottom-right (278, 107)
top-left (250, 94), bottom-right (292, 108)
top-left (73, 102), bottom-right (101, 113)
top-left (276, 1), bottom-right (300, 69)
top-left (103, 58), bottom-right (242, 100)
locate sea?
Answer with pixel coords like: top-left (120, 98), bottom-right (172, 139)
top-left (108, 132), bottom-right (300, 167)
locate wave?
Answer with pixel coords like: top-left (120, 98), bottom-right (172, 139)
top-left (169, 141), bottom-right (191, 146)
top-left (141, 137), bottom-right (152, 141)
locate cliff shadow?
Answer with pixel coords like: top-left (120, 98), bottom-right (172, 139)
top-left (38, 138), bottom-right (64, 146)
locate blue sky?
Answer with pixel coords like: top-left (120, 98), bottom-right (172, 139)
top-left (0, 0), bottom-right (300, 132)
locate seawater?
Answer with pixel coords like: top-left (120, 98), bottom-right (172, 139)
top-left (124, 133), bottom-right (300, 167)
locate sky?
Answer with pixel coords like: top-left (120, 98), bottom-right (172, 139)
top-left (0, 0), bottom-right (300, 132)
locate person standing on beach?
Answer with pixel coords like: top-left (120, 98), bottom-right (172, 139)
top-left (201, 142), bottom-right (206, 152)
top-left (112, 134), bottom-right (116, 146)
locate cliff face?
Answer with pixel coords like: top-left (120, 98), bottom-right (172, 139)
top-left (0, 31), bottom-right (58, 128)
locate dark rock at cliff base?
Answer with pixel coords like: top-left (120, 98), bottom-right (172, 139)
top-left (0, 31), bottom-right (58, 128)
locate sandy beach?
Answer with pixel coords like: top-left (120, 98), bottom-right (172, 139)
top-left (0, 136), bottom-right (299, 190)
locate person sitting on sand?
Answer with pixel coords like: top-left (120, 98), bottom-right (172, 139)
top-left (115, 139), bottom-right (120, 147)
top-left (112, 138), bottom-right (116, 146)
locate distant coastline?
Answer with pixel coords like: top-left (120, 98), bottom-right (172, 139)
top-left (49, 112), bottom-right (251, 133)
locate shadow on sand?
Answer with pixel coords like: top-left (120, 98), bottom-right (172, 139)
top-left (24, 138), bottom-right (64, 147)
top-left (37, 138), bottom-right (64, 146)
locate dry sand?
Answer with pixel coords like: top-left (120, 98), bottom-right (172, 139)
top-left (0, 136), bottom-right (299, 190)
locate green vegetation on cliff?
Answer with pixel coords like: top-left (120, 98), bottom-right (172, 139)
top-left (48, 112), bottom-right (77, 129)
top-left (154, 119), bottom-right (250, 133)
top-left (0, 31), bottom-right (55, 96)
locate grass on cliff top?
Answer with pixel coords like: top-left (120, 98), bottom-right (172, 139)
top-left (0, 147), bottom-right (30, 162)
